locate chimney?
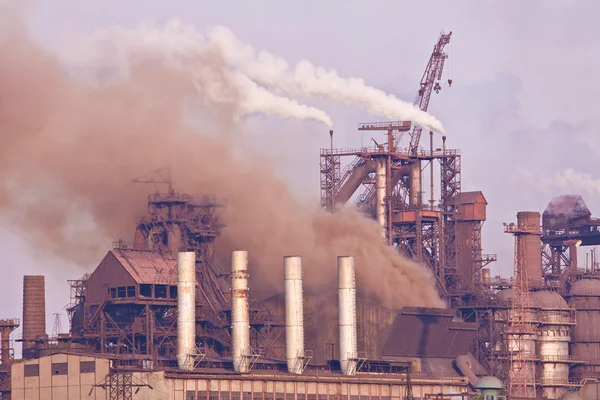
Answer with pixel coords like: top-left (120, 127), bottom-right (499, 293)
top-left (176, 252), bottom-right (196, 371)
top-left (284, 256), bottom-right (305, 374)
top-left (231, 251), bottom-right (250, 373)
top-left (375, 159), bottom-right (387, 241)
top-left (338, 256), bottom-right (358, 375)
top-left (22, 276), bottom-right (46, 359)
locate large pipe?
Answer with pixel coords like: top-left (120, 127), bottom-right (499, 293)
top-left (338, 256), bottom-right (358, 375)
top-left (177, 251), bottom-right (196, 371)
top-left (409, 160), bottom-right (422, 206)
top-left (22, 276), bottom-right (46, 359)
top-left (284, 256), bottom-right (305, 374)
top-left (375, 158), bottom-right (387, 240)
top-left (231, 250), bottom-right (250, 373)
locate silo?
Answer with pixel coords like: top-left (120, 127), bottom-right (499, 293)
top-left (567, 279), bottom-right (600, 399)
top-left (531, 291), bottom-right (575, 400)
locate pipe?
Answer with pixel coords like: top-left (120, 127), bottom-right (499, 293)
top-left (22, 276), bottom-right (46, 359)
top-left (176, 251), bottom-right (196, 371)
top-left (409, 160), bottom-right (422, 206)
top-left (231, 250), bottom-right (250, 373)
top-left (284, 256), bottom-right (305, 374)
top-left (375, 158), bottom-right (387, 240)
top-left (455, 355), bottom-right (480, 388)
top-left (338, 256), bottom-right (358, 376)
top-left (429, 131), bottom-right (434, 208)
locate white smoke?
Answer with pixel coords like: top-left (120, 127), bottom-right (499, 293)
top-left (207, 25), bottom-right (445, 133)
top-left (58, 19), bottom-right (444, 132)
top-left (60, 20), bottom-right (333, 128)
top-left (520, 168), bottom-right (600, 197)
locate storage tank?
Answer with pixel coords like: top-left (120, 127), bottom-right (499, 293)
top-left (568, 279), bottom-right (600, 399)
top-left (531, 290), bottom-right (575, 400)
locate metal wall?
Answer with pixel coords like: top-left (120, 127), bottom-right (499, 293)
top-left (22, 276), bottom-right (46, 359)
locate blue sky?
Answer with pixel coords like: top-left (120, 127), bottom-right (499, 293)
top-left (2, 0), bottom-right (599, 348)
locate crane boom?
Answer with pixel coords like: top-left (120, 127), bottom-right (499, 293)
top-left (408, 31), bottom-right (452, 155)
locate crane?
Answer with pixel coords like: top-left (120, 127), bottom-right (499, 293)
top-left (407, 31), bottom-right (452, 156)
top-left (357, 31), bottom-right (452, 155)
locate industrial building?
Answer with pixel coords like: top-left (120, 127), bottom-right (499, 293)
top-left (1, 31), bottom-right (598, 400)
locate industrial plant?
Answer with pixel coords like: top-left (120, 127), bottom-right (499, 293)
top-left (1, 31), bottom-right (598, 400)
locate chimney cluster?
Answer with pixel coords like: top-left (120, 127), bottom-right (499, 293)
top-left (175, 251), bottom-right (359, 375)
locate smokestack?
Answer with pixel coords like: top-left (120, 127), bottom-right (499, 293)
top-left (22, 276), bottom-right (46, 359)
top-left (284, 256), bottom-right (305, 374)
top-left (516, 212), bottom-right (542, 283)
top-left (176, 251), bottom-right (196, 371)
top-left (337, 256), bottom-right (358, 376)
top-left (375, 158), bottom-right (387, 240)
top-left (231, 250), bottom-right (250, 373)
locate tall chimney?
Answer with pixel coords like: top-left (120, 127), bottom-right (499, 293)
top-left (22, 276), bottom-right (46, 359)
top-left (375, 158), bottom-right (387, 240)
top-left (176, 252), bottom-right (196, 371)
top-left (284, 256), bottom-right (305, 374)
top-left (516, 212), bottom-right (542, 283)
top-left (231, 251), bottom-right (250, 373)
top-left (338, 256), bottom-right (358, 375)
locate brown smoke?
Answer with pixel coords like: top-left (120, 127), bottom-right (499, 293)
top-left (0, 13), bottom-right (444, 309)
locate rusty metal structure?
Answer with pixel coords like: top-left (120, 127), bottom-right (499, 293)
top-left (64, 187), bottom-right (283, 365)
top-left (320, 32), bottom-right (496, 308)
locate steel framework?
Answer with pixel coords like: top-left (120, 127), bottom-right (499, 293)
top-left (505, 222), bottom-right (539, 399)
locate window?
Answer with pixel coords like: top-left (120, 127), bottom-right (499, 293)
top-left (117, 287), bottom-right (126, 298)
top-left (51, 362), bottom-right (68, 375)
top-left (232, 392), bottom-right (241, 400)
top-left (286, 394), bottom-right (294, 400)
top-left (265, 393), bottom-right (274, 400)
top-left (209, 391), bottom-right (219, 400)
top-left (186, 391), bottom-right (196, 400)
top-left (222, 393), bottom-right (231, 400)
top-left (170, 286), bottom-right (177, 299)
top-left (140, 284), bottom-right (152, 297)
top-left (126, 286), bottom-right (135, 298)
top-left (198, 391), bottom-right (208, 400)
top-left (243, 393), bottom-right (252, 400)
top-left (155, 285), bottom-right (167, 298)
top-left (109, 288), bottom-right (117, 298)
top-left (80, 361), bottom-right (95, 373)
top-left (298, 394), bottom-right (306, 400)
top-left (24, 364), bottom-right (39, 377)
top-left (253, 393), bottom-right (262, 400)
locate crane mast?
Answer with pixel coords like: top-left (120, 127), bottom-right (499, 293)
top-left (407, 31), bottom-right (452, 156)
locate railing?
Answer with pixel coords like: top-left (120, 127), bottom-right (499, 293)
top-left (538, 377), bottom-right (583, 386)
top-left (358, 121), bottom-right (412, 131)
top-left (539, 354), bottom-right (583, 363)
top-left (320, 146), bottom-right (461, 157)
top-left (148, 192), bottom-right (226, 207)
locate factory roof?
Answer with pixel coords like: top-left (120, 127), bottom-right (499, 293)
top-left (543, 194), bottom-right (591, 217)
top-left (475, 376), bottom-right (502, 390)
top-left (110, 248), bottom-right (177, 285)
top-left (449, 191), bottom-right (487, 205)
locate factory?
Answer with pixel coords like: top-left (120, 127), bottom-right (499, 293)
top-left (0, 31), bottom-right (598, 400)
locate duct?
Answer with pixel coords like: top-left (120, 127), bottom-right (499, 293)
top-left (284, 256), bottom-right (305, 374)
top-left (336, 160), bottom-right (377, 206)
top-left (517, 211), bottom-right (543, 283)
top-left (375, 158), bottom-right (387, 239)
top-left (338, 256), bottom-right (358, 375)
top-left (176, 251), bottom-right (196, 371)
top-left (22, 275), bottom-right (46, 359)
top-left (409, 160), bottom-right (422, 206)
top-left (455, 355), bottom-right (480, 388)
top-left (231, 250), bottom-right (250, 373)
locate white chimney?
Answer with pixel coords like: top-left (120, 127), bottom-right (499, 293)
top-left (338, 255), bottom-right (358, 375)
top-left (375, 158), bottom-right (387, 240)
top-left (177, 251), bottom-right (196, 371)
top-left (231, 250), bottom-right (250, 373)
top-left (284, 256), bottom-right (305, 374)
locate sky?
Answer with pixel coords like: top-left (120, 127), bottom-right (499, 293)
top-left (2, 0), bottom-right (600, 353)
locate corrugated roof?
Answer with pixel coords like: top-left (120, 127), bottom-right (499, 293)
top-left (111, 249), bottom-right (178, 285)
top-left (450, 191), bottom-right (487, 205)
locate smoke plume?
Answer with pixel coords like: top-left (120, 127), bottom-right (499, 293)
top-left (0, 15), bottom-right (443, 309)
top-left (68, 19), bottom-right (444, 133)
